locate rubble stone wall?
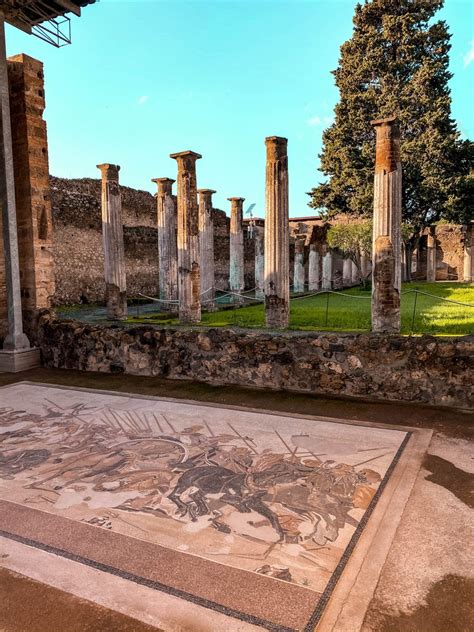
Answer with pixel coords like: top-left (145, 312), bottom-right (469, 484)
top-left (50, 177), bottom-right (240, 304)
top-left (31, 310), bottom-right (473, 409)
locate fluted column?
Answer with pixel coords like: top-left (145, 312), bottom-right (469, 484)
top-left (463, 224), bottom-right (473, 282)
top-left (343, 258), bottom-right (352, 287)
top-left (0, 18), bottom-right (30, 351)
top-left (97, 163), bottom-right (127, 320)
top-left (308, 244), bottom-right (320, 291)
top-left (351, 260), bottom-right (359, 285)
top-left (322, 249), bottom-right (333, 290)
top-left (264, 136), bottom-right (289, 328)
top-left (426, 232), bottom-right (436, 282)
top-left (254, 224), bottom-right (265, 299)
top-left (294, 239), bottom-right (305, 293)
top-left (152, 177), bottom-right (178, 304)
top-left (371, 115), bottom-right (402, 332)
top-left (228, 197), bottom-right (245, 303)
top-left (170, 150), bottom-right (202, 324)
top-left (198, 189), bottom-right (216, 310)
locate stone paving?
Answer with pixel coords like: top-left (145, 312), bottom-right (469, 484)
top-left (0, 369), bottom-right (471, 632)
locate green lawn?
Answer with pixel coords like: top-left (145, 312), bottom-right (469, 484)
top-left (128, 282), bottom-right (474, 335)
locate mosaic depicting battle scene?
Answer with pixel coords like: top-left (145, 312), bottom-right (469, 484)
top-left (0, 384), bottom-right (407, 592)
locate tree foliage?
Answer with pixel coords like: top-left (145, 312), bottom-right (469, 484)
top-left (327, 221), bottom-right (372, 284)
top-left (309, 0), bottom-right (473, 232)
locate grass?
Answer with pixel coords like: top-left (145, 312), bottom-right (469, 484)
top-left (126, 282), bottom-right (474, 335)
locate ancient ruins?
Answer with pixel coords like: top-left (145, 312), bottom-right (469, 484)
top-left (371, 116), bottom-right (402, 333)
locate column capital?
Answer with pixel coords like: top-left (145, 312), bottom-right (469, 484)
top-left (370, 114), bottom-right (398, 128)
top-left (151, 177), bottom-right (175, 184)
top-left (170, 150), bottom-right (202, 161)
top-left (198, 189), bottom-right (216, 195)
top-left (227, 197), bottom-right (245, 203)
top-left (152, 178), bottom-right (175, 195)
top-left (265, 136), bottom-right (287, 160)
top-left (97, 164), bottom-right (120, 181)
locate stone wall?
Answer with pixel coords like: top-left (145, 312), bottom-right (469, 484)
top-left (50, 177), bottom-right (237, 304)
top-left (31, 310), bottom-right (473, 409)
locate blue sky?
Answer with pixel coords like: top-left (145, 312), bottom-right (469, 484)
top-left (5, 0), bottom-right (474, 218)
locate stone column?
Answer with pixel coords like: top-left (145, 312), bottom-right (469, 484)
top-left (322, 249), bottom-right (333, 290)
top-left (0, 17), bottom-right (30, 353)
top-left (264, 136), bottom-right (289, 328)
top-left (228, 197), bottom-right (245, 303)
top-left (254, 224), bottom-right (265, 299)
top-left (198, 188), bottom-right (216, 310)
top-left (343, 258), bottom-right (352, 287)
top-left (371, 115), bottom-right (401, 333)
top-left (293, 239), bottom-right (305, 293)
top-left (463, 224), bottom-right (473, 282)
top-left (170, 150), bottom-right (202, 324)
top-left (401, 242), bottom-right (407, 282)
top-left (152, 177), bottom-right (178, 304)
top-left (426, 232), bottom-right (436, 282)
top-left (97, 164), bottom-right (127, 320)
top-left (351, 260), bottom-right (359, 285)
top-left (308, 244), bottom-right (320, 291)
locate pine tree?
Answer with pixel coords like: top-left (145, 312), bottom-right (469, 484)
top-left (309, 0), bottom-right (473, 242)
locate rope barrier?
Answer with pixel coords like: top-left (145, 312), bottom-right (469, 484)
top-left (138, 292), bottom-right (179, 305)
top-left (400, 289), bottom-right (474, 308)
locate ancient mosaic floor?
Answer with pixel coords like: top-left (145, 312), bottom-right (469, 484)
top-left (0, 383), bottom-right (410, 631)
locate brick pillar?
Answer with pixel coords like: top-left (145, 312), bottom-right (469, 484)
top-left (228, 197), bottom-right (245, 303)
top-left (426, 231), bottom-right (436, 282)
top-left (371, 116), bottom-right (401, 333)
top-left (463, 224), bottom-right (473, 282)
top-left (198, 188), bottom-right (216, 310)
top-left (152, 177), bottom-right (178, 304)
top-left (308, 243), bottom-right (320, 291)
top-left (293, 238), bottom-right (305, 293)
top-left (254, 224), bottom-right (265, 300)
top-left (343, 258), bottom-right (352, 287)
top-left (322, 249), bottom-right (333, 290)
top-left (7, 53), bottom-right (55, 331)
top-left (170, 150), bottom-right (202, 324)
top-left (0, 18), bottom-right (30, 352)
top-left (97, 164), bottom-right (127, 320)
top-left (264, 136), bottom-right (289, 328)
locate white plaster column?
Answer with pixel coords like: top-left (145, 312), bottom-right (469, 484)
top-left (264, 136), bottom-right (289, 328)
top-left (343, 258), bottom-right (352, 287)
top-left (170, 150), bottom-right (202, 324)
top-left (426, 232), bottom-right (436, 282)
top-left (293, 239), bottom-right (305, 293)
top-left (198, 188), bottom-right (216, 310)
top-left (97, 163), bottom-right (127, 320)
top-left (463, 224), bottom-right (473, 282)
top-left (308, 243), bottom-right (320, 291)
top-left (254, 224), bottom-right (265, 299)
top-left (351, 260), bottom-right (359, 285)
top-left (322, 249), bottom-right (333, 290)
top-left (0, 17), bottom-right (30, 352)
top-left (228, 197), bottom-right (245, 303)
top-left (152, 177), bottom-right (178, 304)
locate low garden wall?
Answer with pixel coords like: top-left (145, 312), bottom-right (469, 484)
top-left (31, 310), bottom-right (473, 409)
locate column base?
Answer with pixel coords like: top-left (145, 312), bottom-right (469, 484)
top-left (0, 347), bottom-right (41, 373)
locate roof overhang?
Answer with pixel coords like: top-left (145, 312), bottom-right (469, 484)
top-left (1, 1), bottom-right (96, 46)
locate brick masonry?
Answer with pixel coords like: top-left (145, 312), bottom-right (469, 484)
top-left (0, 54), bottom-right (54, 338)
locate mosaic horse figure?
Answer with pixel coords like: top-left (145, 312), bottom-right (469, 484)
top-left (168, 460), bottom-right (313, 542)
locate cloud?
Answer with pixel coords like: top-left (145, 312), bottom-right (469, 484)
top-left (463, 40), bottom-right (474, 67)
top-left (138, 95), bottom-right (149, 105)
top-left (306, 116), bottom-right (321, 126)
